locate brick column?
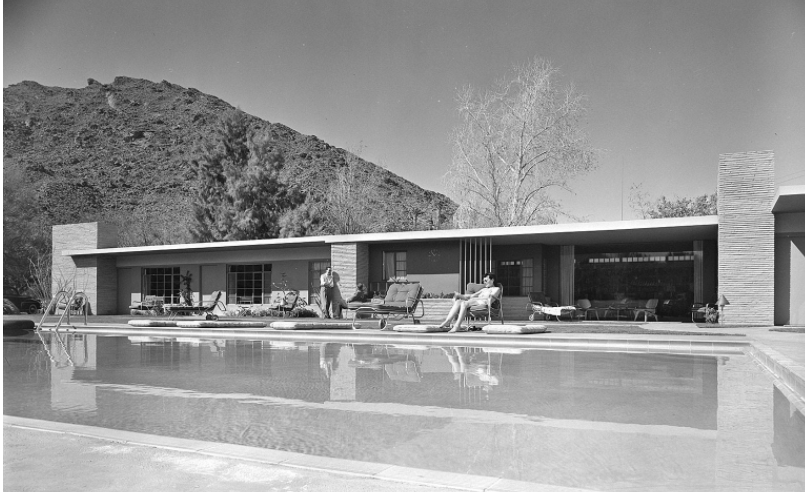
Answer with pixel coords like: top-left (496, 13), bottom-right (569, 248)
top-left (330, 243), bottom-right (369, 297)
top-left (717, 151), bottom-right (775, 325)
top-left (52, 222), bottom-right (119, 315)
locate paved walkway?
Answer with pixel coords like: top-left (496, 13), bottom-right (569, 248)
top-left (2, 422), bottom-right (460, 492)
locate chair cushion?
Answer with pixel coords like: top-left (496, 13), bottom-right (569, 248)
top-left (542, 306), bottom-right (576, 317)
top-left (385, 283), bottom-right (421, 307)
top-left (483, 324), bottom-right (547, 334)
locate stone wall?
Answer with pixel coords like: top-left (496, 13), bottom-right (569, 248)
top-left (51, 222), bottom-right (119, 315)
top-left (718, 151), bottom-right (775, 325)
top-left (331, 243), bottom-right (369, 298)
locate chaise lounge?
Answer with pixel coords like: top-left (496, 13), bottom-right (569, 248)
top-left (164, 290), bottom-right (226, 320)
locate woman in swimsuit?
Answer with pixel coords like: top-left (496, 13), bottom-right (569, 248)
top-left (437, 273), bottom-right (501, 333)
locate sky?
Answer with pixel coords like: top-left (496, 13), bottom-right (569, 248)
top-left (4, 0), bottom-right (804, 222)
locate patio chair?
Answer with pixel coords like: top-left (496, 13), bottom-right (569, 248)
top-left (574, 298), bottom-right (600, 320)
top-left (165, 290), bottom-right (226, 320)
top-left (345, 282), bottom-right (424, 330)
top-left (466, 282), bottom-right (504, 328)
top-left (277, 290), bottom-right (300, 318)
top-left (633, 298), bottom-right (659, 322)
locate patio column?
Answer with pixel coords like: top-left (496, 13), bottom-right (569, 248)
top-left (331, 243), bottom-right (369, 296)
top-left (559, 245), bottom-right (575, 306)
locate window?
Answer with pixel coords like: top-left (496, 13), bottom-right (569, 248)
top-left (143, 267), bottom-right (181, 304)
top-left (383, 251), bottom-right (407, 280)
top-left (496, 259), bottom-right (533, 296)
top-left (227, 264), bottom-right (271, 304)
top-left (574, 250), bottom-right (694, 302)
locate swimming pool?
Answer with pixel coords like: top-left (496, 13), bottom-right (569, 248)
top-left (4, 332), bottom-right (804, 490)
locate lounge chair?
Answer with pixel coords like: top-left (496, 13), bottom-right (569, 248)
top-left (526, 292), bottom-right (555, 321)
top-left (129, 295), bottom-right (164, 315)
top-left (165, 290), bottom-right (226, 320)
top-left (466, 282), bottom-right (504, 329)
top-left (346, 282), bottom-right (424, 330)
top-left (633, 298), bottom-right (659, 322)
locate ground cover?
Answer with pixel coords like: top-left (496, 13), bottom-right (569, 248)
top-left (769, 327), bottom-right (805, 333)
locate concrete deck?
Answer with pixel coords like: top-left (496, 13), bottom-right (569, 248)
top-left (5, 319), bottom-right (804, 491)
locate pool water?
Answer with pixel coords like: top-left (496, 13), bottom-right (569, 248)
top-left (4, 332), bottom-right (804, 491)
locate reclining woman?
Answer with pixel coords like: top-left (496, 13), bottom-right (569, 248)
top-left (436, 273), bottom-right (501, 333)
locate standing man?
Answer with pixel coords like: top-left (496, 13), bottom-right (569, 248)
top-left (320, 266), bottom-right (335, 318)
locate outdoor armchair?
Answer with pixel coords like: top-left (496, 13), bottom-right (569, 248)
top-left (466, 282), bottom-right (505, 328)
top-left (345, 282), bottom-right (424, 329)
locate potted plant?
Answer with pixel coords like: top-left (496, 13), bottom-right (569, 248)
top-left (179, 271), bottom-right (194, 306)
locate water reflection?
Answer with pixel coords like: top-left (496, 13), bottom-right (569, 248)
top-left (3, 333), bottom-right (803, 490)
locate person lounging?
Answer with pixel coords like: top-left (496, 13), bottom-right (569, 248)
top-left (436, 273), bottom-right (501, 333)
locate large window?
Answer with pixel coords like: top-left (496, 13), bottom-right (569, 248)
top-left (143, 267), bottom-right (181, 304)
top-left (383, 251), bottom-right (407, 280)
top-left (228, 264), bottom-right (271, 304)
top-left (496, 259), bottom-right (533, 296)
top-left (574, 250), bottom-right (694, 304)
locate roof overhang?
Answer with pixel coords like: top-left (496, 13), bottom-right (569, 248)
top-left (64, 216), bottom-right (719, 257)
top-left (772, 185), bottom-right (805, 213)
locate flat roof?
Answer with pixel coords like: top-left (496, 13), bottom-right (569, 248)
top-left (64, 215), bottom-right (719, 257)
top-left (771, 185), bottom-right (805, 213)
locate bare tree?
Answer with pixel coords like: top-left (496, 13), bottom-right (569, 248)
top-left (312, 147), bottom-right (391, 235)
top-left (445, 58), bottom-right (597, 228)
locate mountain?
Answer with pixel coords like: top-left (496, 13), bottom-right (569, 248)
top-left (2, 76), bottom-right (456, 245)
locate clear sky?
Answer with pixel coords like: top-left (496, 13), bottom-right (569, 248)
top-left (4, 0), bottom-right (804, 222)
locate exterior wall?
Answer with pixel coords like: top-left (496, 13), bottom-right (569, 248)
top-left (775, 212), bottom-right (805, 326)
top-left (115, 245), bottom-right (330, 267)
top-left (368, 241), bottom-right (461, 293)
top-left (718, 151), bottom-right (775, 325)
top-left (52, 222), bottom-right (119, 314)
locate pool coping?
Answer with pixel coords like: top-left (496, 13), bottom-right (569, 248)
top-left (745, 342), bottom-right (805, 414)
top-left (38, 324), bottom-right (750, 356)
top-left (3, 415), bottom-right (592, 492)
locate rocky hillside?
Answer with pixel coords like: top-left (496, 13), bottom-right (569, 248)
top-left (3, 76), bottom-right (455, 243)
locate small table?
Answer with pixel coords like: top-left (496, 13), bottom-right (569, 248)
top-left (605, 304), bottom-right (632, 320)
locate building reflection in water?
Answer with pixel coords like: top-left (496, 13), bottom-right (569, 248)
top-left (4, 333), bottom-right (802, 490)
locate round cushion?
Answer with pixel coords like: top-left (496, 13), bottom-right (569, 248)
top-left (393, 324), bottom-right (451, 332)
top-left (270, 321), bottom-right (355, 330)
top-left (482, 324), bottom-right (547, 334)
top-left (176, 320), bottom-right (267, 328)
top-left (128, 320), bottom-right (178, 327)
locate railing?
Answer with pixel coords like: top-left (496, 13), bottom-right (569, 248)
top-left (37, 289), bottom-right (88, 331)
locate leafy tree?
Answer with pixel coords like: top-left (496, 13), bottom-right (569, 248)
top-left (445, 58), bottom-right (597, 228)
top-left (189, 110), bottom-right (303, 241)
top-left (629, 184), bottom-right (717, 218)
